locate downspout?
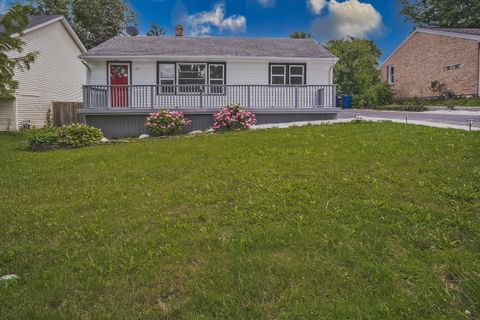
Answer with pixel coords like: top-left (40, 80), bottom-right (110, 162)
top-left (81, 59), bottom-right (91, 84)
top-left (14, 96), bottom-right (18, 131)
top-left (478, 42), bottom-right (480, 97)
top-left (328, 63), bottom-right (334, 85)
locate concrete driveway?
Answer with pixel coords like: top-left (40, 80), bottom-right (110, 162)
top-left (339, 109), bottom-right (480, 130)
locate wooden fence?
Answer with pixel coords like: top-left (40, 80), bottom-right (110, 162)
top-left (52, 101), bottom-right (84, 127)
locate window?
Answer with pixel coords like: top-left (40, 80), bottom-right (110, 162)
top-left (177, 63), bottom-right (207, 93)
top-left (158, 63), bottom-right (175, 93)
top-left (289, 65), bottom-right (304, 85)
top-left (209, 64), bottom-right (225, 94)
top-left (444, 64), bottom-right (460, 71)
top-left (271, 65), bottom-right (286, 85)
top-left (387, 65), bottom-right (395, 84)
top-left (270, 64), bottom-right (306, 85)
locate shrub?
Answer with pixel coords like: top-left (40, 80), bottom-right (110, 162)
top-left (27, 124), bottom-right (103, 149)
top-left (59, 124), bottom-right (104, 147)
top-left (145, 110), bottom-right (191, 136)
top-left (27, 127), bottom-right (60, 147)
top-left (368, 104), bottom-right (428, 112)
top-left (353, 82), bottom-right (395, 108)
top-left (211, 104), bottom-right (256, 131)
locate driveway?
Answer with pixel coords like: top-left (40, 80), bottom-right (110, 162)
top-left (339, 109), bottom-right (480, 129)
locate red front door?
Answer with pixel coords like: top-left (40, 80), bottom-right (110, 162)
top-left (109, 63), bottom-right (129, 107)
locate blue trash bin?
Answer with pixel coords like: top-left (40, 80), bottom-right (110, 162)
top-left (342, 95), bottom-right (353, 109)
top-left (336, 95), bottom-right (353, 109)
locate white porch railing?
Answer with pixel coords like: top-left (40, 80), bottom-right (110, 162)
top-left (82, 84), bottom-right (336, 109)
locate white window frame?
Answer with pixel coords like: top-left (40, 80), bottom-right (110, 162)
top-left (271, 65), bottom-right (286, 85)
top-left (177, 63), bottom-right (207, 94)
top-left (158, 63), bottom-right (175, 94)
top-left (289, 65), bottom-right (305, 85)
top-left (208, 64), bottom-right (225, 94)
top-left (387, 65), bottom-right (395, 85)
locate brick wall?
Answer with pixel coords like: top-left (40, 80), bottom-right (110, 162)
top-left (380, 32), bottom-right (479, 99)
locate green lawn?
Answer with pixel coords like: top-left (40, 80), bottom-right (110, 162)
top-left (1, 122), bottom-right (479, 319)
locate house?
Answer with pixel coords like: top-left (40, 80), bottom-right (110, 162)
top-left (380, 28), bottom-right (480, 99)
top-left (78, 25), bottom-right (338, 137)
top-left (0, 15), bottom-right (86, 131)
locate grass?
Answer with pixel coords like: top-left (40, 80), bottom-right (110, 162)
top-left (1, 122), bottom-right (479, 319)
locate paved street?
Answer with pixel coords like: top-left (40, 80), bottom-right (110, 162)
top-left (338, 109), bottom-right (480, 129)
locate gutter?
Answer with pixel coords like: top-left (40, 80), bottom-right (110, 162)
top-left (79, 54), bottom-right (339, 64)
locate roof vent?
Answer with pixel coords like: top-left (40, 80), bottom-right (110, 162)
top-left (176, 25), bottom-right (184, 37)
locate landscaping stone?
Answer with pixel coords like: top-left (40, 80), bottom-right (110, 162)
top-left (205, 129), bottom-right (215, 133)
top-left (100, 137), bottom-right (109, 143)
top-left (139, 134), bottom-right (150, 139)
top-left (188, 130), bottom-right (204, 135)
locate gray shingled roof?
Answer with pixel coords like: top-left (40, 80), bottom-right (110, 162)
top-left (427, 27), bottom-right (480, 37)
top-left (0, 15), bottom-right (62, 33)
top-left (80, 36), bottom-right (336, 59)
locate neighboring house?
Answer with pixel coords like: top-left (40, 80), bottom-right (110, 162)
top-left (0, 15), bottom-right (86, 131)
top-left (380, 28), bottom-right (480, 99)
top-left (78, 25), bottom-right (338, 137)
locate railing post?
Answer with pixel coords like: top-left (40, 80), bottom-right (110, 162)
top-left (247, 86), bottom-right (251, 110)
top-left (295, 85), bottom-right (299, 108)
top-left (333, 85), bottom-right (337, 108)
top-left (199, 86), bottom-right (203, 108)
top-left (150, 85), bottom-right (154, 109)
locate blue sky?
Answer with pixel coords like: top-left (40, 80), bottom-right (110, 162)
top-left (0, 0), bottom-right (414, 61)
top-left (131, 0), bottom-right (414, 61)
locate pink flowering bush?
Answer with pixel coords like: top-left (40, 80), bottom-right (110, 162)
top-left (145, 111), bottom-right (191, 136)
top-left (211, 104), bottom-right (256, 131)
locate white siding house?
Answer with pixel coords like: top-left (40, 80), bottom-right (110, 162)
top-left (78, 27), bottom-right (339, 136)
top-left (0, 15), bottom-right (86, 131)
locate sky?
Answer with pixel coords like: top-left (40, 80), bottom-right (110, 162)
top-left (0, 0), bottom-right (414, 61)
top-left (130, 0), bottom-right (414, 61)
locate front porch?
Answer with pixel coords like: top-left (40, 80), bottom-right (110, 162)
top-left (79, 84), bottom-right (339, 137)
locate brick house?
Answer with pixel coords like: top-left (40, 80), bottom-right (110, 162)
top-left (380, 28), bottom-right (480, 99)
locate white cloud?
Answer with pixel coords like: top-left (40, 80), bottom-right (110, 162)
top-left (258, 0), bottom-right (275, 7)
top-left (310, 0), bottom-right (383, 42)
top-left (182, 3), bottom-right (246, 36)
top-left (308, 0), bottom-right (327, 14)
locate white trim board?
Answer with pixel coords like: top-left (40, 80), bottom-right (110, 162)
top-left (12, 16), bottom-right (86, 53)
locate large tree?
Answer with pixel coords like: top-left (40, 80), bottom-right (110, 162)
top-left (397, 0), bottom-right (480, 28)
top-left (326, 37), bottom-right (381, 95)
top-left (26, 0), bottom-right (69, 16)
top-left (0, 5), bottom-right (38, 101)
top-left (23, 0), bottom-right (137, 49)
top-left (71, 0), bottom-right (136, 49)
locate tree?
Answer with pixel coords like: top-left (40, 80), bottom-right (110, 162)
top-left (23, 0), bottom-right (137, 49)
top-left (290, 31), bottom-right (313, 39)
top-left (326, 37), bottom-right (381, 95)
top-left (71, 0), bottom-right (136, 49)
top-left (0, 4), bottom-right (38, 101)
top-left (397, 0), bottom-right (480, 28)
top-left (146, 22), bottom-right (165, 36)
top-left (25, 0), bottom-right (69, 16)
